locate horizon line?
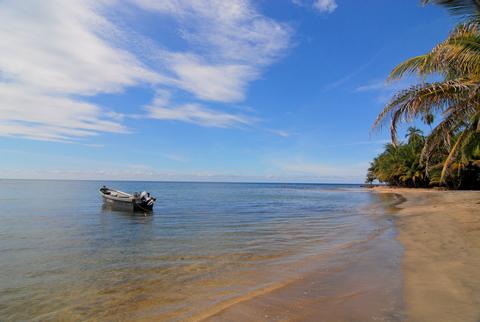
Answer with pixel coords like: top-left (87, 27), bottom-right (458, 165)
top-left (0, 177), bottom-right (365, 185)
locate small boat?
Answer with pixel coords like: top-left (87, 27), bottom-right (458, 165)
top-left (99, 186), bottom-right (156, 212)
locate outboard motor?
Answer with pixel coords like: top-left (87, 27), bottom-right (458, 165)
top-left (146, 193), bottom-right (155, 206)
top-left (138, 191), bottom-right (156, 210)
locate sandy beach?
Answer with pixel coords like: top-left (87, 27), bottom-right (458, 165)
top-left (201, 188), bottom-right (480, 322)
top-left (374, 187), bottom-right (480, 322)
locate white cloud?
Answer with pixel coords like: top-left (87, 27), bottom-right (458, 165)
top-left (356, 80), bottom-right (388, 92)
top-left (167, 53), bottom-right (257, 102)
top-left (148, 103), bottom-right (252, 128)
top-left (294, 0), bottom-right (338, 13)
top-left (267, 129), bottom-right (292, 137)
top-left (0, 84), bottom-right (126, 141)
top-left (132, 0), bottom-right (291, 102)
top-left (0, 0), bottom-right (158, 141)
top-left (313, 0), bottom-right (337, 13)
top-left (132, 0), bottom-right (290, 65)
top-left (0, 0), bottom-right (291, 142)
top-left (0, 1), bottom-right (158, 95)
top-left (146, 91), bottom-right (254, 128)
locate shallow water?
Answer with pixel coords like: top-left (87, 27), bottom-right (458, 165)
top-left (0, 180), bottom-right (401, 321)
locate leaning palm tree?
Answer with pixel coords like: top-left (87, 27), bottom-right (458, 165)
top-left (372, 0), bottom-right (480, 183)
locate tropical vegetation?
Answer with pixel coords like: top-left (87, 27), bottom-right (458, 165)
top-left (367, 0), bottom-right (480, 189)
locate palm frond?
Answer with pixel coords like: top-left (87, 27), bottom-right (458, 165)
top-left (422, 105), bottom-right (480, 181)
top-left (435, 30), bottom-right (480, 76)
top-left (421, 101), bottom-right (477, 160)
top-left (440, 123), bottom-right (473, 180)
top-left (372, 80), bottom-right (475, 143)
top-left (422, 0), bottom-right (480, 21)
top-left (388, 55), bottom-right (432, 80)
top-left (389, 22), bottom-right (480, 80)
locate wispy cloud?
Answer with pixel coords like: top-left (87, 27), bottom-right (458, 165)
top-left (313, 0), bottom-right (338, 13)
top-left (355, 78), bottom-right (415, 103)
top-left (0, 149), bottom-right (367, 183)
top-left (145, 90), bottom-right (255, 128)
top-left (0, 0), bottom-right (157, 141)
top-left (148, 103), bottom-right (254, 128)
top-left (266, 129), bottom-right (293, 137)
top-left (166, 53), bottom-right (257, 102)
top-left (133, 0), bottom-right (290, 65)
top-left (0, 84), bottom-right (127, 142)
top-left (0, 165), bottom-right (364, 183)
top-left (276, 159), bottom-right (368, 182)
top-left (318, 139), bottom-right (390, 149)
top-left (356, 80), bottom-right (388, 92)
top-left (293, 0), bottom-right (338, 13)
top-left (324, 50), bottom-right (384, 91)
top-left (131, 0), bottom-right (291, 103)
top-left (0, 0), bottom-right (292, 141)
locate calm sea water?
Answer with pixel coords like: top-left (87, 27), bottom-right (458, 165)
top-left (0, 180), bottom-right (397, 321)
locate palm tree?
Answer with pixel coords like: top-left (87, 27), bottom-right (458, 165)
top-left (366, 128), bottom-right (429, 187)
top-left (372, 0), bottom-right (480, 184)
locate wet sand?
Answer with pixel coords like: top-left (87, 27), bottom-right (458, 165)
top-left (203, 233), bottom-right (404, 322)
top-left (197, 194), bottom-right (405, 322)
top-left (374, 187), bottom-right (480, 322)
top-left (198, 188), bottom-right (480, 322)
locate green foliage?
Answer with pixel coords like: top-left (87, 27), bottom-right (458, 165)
top-left (369, 0), bottom-right (480, 189)
top-left (367, 127), bottom-right (480, 188)
top-left (367, 128), bottom-right (429, 187)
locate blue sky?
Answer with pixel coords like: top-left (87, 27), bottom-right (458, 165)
top-left (0, 0), bottom-right (455, 183)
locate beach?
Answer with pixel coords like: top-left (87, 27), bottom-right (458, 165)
top-left (1, 181), bottom-right (479, 321)
top-left (374, 187), bottom-right (480, 322)
top-left (202, 211), bottom-right (404, 322)
top-left (202, 188), bottom-right (480, 322)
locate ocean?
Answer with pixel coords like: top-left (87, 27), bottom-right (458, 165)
top-left (0, 180), bottom-right (403, 321)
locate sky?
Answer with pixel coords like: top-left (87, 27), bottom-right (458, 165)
top-left (0, 0), bottom-right (456, 183)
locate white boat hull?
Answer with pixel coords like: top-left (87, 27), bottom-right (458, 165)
top-left (99, 187), bottom-right (155, 212)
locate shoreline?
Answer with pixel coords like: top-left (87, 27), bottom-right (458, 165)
top-left (200, 187), bottom-right (480, 321)
top-left (3, 183), bottom-right (478, 321)
top-left (373, 187), bottom-right (480, 322)
top-left (197, 191), bottom-right (405, 321)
